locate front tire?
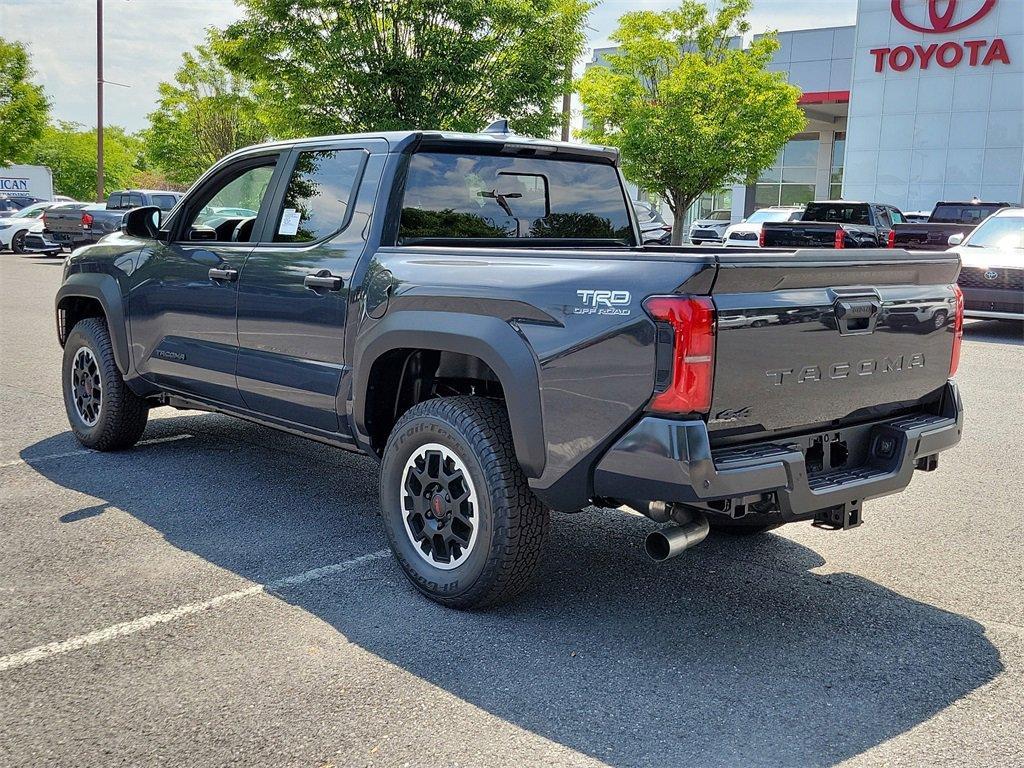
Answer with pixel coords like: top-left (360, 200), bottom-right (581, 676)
top-left (380, 396), bottom-right (550, 609)
top-left (62, 317), bottom-right (149, 450)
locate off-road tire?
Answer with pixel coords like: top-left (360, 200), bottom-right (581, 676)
top-left (380, 396), bottom-right (550, 609)
top-left (62, 317), bottom-right (148, 450)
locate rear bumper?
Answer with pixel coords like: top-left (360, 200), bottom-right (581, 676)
top-left (593, 381), bottom-right (963, 520)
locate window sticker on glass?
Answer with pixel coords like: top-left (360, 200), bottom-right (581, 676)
top-left (279, 208), bottom-right (301, 236)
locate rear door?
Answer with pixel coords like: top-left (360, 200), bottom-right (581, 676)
top-left (234, 140), bottom-right (381, 434)
top-left (129, 152), bottom-right (285, 406)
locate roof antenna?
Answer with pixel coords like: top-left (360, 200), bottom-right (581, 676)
top-left (483, 119), bottom-right (511, 134)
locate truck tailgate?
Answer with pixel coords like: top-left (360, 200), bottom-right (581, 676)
top-left (892, 223), bottom-right (972, 250)
top-left (708, 249), bottom-right (959, 438)
top-left (44, 210), bottom-right (87, 234)
top-left (761, 222), bottom-right (840, 248)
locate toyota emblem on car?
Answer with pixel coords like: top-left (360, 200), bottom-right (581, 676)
top-left (985, 270), bottom-right (999, 280)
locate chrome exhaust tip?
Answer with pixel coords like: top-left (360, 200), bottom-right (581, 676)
top-left (645, 511), bottom-right (710, 562)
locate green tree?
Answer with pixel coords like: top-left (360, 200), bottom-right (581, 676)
top-left (20, 122), bottom-right (143, 201)
top-left (0, 38), bottom-right (50, 165)
top-left (218, 0), bottom-right (593, 138)
top-left (578, 0), bottom-right (806, 244)
top-left (144, 35), bottom-right (268, 186)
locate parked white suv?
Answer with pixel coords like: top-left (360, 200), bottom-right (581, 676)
top-left (723, 206), bottom-right (804, 247)
top-left (688, 209), bottom-right (732, 244)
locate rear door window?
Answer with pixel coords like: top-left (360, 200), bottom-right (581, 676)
top-left (273, 149), bottom-right (365, 243)
top-left (399, 152), bottom-right (635, 245)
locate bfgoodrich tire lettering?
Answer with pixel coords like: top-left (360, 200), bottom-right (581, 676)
top-left (62, 317), bottom-right (149, 450)
top-left (380, 396), bottom-right (550, 609)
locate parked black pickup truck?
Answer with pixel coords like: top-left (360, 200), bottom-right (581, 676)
top-left (889, 200), bottom-right (1010, 251)
top-left (761, 201), bottom-right (905, 249)
top-left (54, 128), bottom-right (964, 608)
top-left (44, 189), bottom-right (182, 250)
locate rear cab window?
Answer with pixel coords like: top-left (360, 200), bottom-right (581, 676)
top-left (802, 202), bottom-right (870, 225)
top-left (398, 152), bottom-right (636, 246)
top-left (931, 204), bottom-right (1005, 224)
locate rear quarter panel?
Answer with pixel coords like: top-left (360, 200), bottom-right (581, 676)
top-left (357, 246), bottom-right (716, 509)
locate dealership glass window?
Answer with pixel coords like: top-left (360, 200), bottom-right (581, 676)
top-left (831, 132), bottom-right (846, 199)
top-left (755, 134), bottom-right (819, 209)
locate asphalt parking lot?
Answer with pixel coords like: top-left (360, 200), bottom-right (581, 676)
top-left (1, 252), bottom-right (1022, 767)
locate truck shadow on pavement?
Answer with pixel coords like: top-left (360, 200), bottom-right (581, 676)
top-left (24, 413), bottom-right (1003, 768)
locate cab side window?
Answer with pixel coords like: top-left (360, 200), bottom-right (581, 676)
top-left (180, 162), bottom-right (277, 243)
top-left (273, 149), bottom-right (365, 244)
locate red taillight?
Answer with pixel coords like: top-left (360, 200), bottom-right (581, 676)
top-left (950, 284), bottom-right (964, 376)
top-left (887, 229), bottom-right (896, 248)
top-left (758, 225), bottom-right (766, 247)
top-left (643, 295), bottom-right (716, 414)
top-left (81, 212), bottom-right (93, 228)
top-left (834, 228), bottom-right (846, 249)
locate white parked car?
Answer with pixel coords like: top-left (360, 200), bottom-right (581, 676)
top-left (948, 207), bottom-right (1023, 322)
top-left (723, 206), bottom-right (804, 247)
top-left (0, 201), bottom-right (83, 253)
top-left (688, 209), bottom-right (732, 244)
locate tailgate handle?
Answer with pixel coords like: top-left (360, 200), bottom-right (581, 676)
top-left (834, 298), bottom-right (880, 335)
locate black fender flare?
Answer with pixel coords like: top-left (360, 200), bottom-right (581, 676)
top-left (55, 273), bottom-right (130, 375)
top-left (352, 311), bottom-right (546, 478)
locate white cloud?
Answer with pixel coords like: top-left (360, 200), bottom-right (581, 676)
top-left (1, 0), bottom-right (857, 133)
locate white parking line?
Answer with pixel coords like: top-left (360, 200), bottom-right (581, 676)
top-left (0, 549), bottom-right (390, 673)
top-left (0, 434), bottom-right (193, 469)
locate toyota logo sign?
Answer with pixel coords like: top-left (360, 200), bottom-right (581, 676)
top-left (892, 0), bottom-right (997, 33)
top-left (984, 270), bottom-right (999, 280)
top-left (872, 0), bottom-right (1010, 72)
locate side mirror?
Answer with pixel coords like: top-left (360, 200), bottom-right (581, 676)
top-left (947, 233), bottom-right (964, 246)
top-left (122, 205), bottom-right (161, 239)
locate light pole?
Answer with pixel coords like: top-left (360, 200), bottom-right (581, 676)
top-left (96, 0), bottom-right (104, 202)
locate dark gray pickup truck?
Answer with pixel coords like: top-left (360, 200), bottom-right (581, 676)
top-left (44, 189), bottom-right (182, 250)
top-left (890, 200), bottom-right (1010, 251)
top-left (761, 201), bottom-right (905, 249)
top-left (54, 127), bottom-right (964, 608)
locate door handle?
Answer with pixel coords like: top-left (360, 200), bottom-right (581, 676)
top-left (208, 267), bottom-right (238, 282)
top-left (304, 271), bottom-right (343, 292)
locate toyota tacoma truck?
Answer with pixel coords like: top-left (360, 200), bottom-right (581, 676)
top-left (761, 200), bottom-right (905, 249)
top-left (890, 200), bottom-right (1010, 251)
top-left (54, 127), bottom-right (965, 609)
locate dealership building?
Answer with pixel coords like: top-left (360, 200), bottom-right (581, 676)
top-left (591, 0), bottom-right (1024, 224)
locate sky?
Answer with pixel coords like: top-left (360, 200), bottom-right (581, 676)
top-left (1, 0), bottom-right (858, 133)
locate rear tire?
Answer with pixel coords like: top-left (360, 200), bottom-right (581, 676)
top-left (62, 317), bottom-right (149, 450)
top-left (11, 229), bottom-right (27, 254)
top-left (379, 396), bottom-right (550, 609)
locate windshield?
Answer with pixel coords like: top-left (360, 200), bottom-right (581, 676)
top-left (399, 152), bottom-right (635, 245)
top-left (13, 203), bottom-right (49, 219)
top-left (747, 209), bottom-right (798, 223)
top-left (707, 210), bottom-right (731, 221)
top-left (966, 213), bottom-right (1024, 250)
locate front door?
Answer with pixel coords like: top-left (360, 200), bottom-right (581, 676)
top-left (129, 154), bottom-right (284, 406)
top-left (235, 143), bottom-right (374, 433)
